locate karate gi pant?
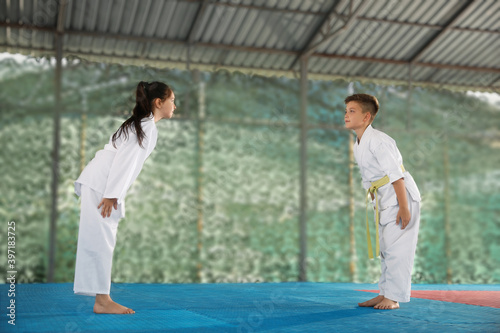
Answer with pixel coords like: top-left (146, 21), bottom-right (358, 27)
top-left (377, 196), bottom-right (420, 303)
top-left (74, 185), bottom-right (122, 296)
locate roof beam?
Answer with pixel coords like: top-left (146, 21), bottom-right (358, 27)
top-left (2, 44), bottom-right (496, 92)
top-left (0, 21), bottom-right (55, 32)
top-left (289, 0), bottom-right (368, 70)
top-left (357, 16), bottom-right (500, 35)
top-left (3, 11), bottom-right (498, 37)
top-left (409, 0), bottom-right (477, 63)
top-left (182, 0), bottom-right (325, 16)
top-left (4, 40), bottom-right (498, 75)
top-left (313, 53), bottom-right (500, 74)
top-left (1, 24), bottom-right (499, 74)
top-left (186, 0), bottom-right (211, 44)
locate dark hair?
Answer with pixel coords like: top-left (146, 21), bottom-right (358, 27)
top-left (112, 81), bottom-right (172, 148)
top-left (344, 94), bottom-right (379, 122)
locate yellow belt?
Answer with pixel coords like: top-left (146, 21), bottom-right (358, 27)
top-left (365, 165), bottom-right (406, 259)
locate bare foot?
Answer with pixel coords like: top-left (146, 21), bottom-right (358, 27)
top-left (93, 294), bottom-right (135, 314)
top-left (374, 298), bottom-right (399, 310)
top-left (358, 295), bottom-right (385, 307)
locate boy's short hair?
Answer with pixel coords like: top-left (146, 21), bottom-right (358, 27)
top-left (344, 94), bottom-right (379, 123)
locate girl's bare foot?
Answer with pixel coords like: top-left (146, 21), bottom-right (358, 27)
top-left (93, 294), bottom-right (135, 314)
top-left (358, 295), bottom-right (385, 307)
top-left (374, 298), bottom-right (399, 310)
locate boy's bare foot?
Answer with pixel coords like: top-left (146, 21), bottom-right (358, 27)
top-left (94, 294), bottom-right (135, 314)
top-left (358, 295), bottom-right (385, 307)
top-left (374, 298), bottom-right (399, 310)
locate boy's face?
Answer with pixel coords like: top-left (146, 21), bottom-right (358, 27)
top-left (344, 101), bottom-right (371, 131)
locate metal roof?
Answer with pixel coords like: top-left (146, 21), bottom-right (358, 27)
top-left (1, 0), bottom-right (499, 91)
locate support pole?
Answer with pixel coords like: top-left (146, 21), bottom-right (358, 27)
top-left (406, 64), bottom-right (413, 130)
top-left (378, 86), bottom-right (388, 129)
top-left (443, 131), bottom-right (452, 283)
top-left (79, 93), bottom-right (87, 173)
top-left (194, 70), bottom-right (205, 282)
top-left (48, 31), bottom-right (63, 283)
top-left (185, 45), bottom-right (192, 118)
top-left (348, 131), bottom-right (357, 281)
top-left (298, 56), bottom-right (308, 282)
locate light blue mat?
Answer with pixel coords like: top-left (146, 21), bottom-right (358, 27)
top-left (0, 282), bottom-right (499, 332)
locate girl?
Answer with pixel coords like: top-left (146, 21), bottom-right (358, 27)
top-left (74, 81), bottom-right (176, 314)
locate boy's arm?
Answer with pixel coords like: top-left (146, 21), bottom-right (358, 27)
top-left (392, 178), bottom-right (411, 229)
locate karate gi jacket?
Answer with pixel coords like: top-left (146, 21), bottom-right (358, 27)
top-left (353, 125), bottom-right (421, 215)
top-left (75, 115), bottom-right (158, 218)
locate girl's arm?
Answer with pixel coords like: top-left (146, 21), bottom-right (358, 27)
top-left (392, 178), bottom-right (411, 229)
top-left (97, 198), bottom-right (118, 218)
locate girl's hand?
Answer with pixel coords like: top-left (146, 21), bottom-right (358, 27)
top-left (97, 198), bottom-right (118, 218)
top-left (396, 206), bottom-right (411, 229)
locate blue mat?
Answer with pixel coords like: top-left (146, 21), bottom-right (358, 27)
top-left (1, 283), bottom-right (499, 332)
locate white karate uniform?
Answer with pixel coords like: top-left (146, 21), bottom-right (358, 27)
top-left (353, 125), bottom-right (421, 303)
top-left (74, 115), bottom-right (157, 296)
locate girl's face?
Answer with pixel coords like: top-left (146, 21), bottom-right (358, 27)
top-left (155, 92), bottom-right (176, 119)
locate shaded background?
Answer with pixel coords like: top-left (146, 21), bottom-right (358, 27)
top-left (1, 54), bottom-right (499, 285)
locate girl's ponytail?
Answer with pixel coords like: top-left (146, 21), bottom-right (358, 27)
top-left (112, 81), bottom-right (172, 148)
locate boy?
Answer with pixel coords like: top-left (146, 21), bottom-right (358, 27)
top-left (344, 94), bottom-right (421, 310)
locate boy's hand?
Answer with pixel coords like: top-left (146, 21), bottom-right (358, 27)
top-left (97, 198), bottom-right (118, 218)
top-left (396, 206), bottom-right (411, 229)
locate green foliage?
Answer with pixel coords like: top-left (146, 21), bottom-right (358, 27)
top-left (0, 56), bottom-right (499, 285)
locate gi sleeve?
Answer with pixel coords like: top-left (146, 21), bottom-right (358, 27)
top-left (103, 126), bottom-right (153, 204)
top-left (372, 140), bottom-right (405, 184)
